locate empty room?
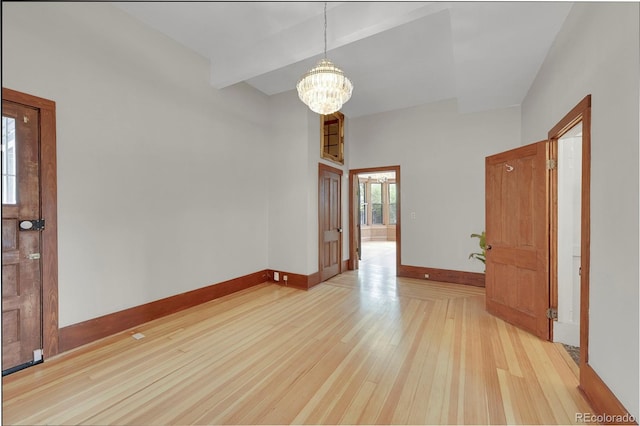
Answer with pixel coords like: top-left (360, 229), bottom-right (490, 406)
top-left (1, 2), bottom-right (638, 424)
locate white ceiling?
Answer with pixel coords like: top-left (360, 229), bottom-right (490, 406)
top-left (114, 2), bottom-right (573, 118)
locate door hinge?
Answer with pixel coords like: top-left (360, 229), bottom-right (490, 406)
top-left (547, 159), bottom-right (557, 170)
top-left (546, 307), bottom-right (558, 320)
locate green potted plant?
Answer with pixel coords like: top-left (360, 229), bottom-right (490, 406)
top-left (469, 231), bottom-right (486, 268)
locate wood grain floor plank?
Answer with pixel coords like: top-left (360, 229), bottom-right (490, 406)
top-left (2, 271), bottom-right (595, 425)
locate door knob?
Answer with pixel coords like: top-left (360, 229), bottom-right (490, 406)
top-left (337, 228), bottom-right (343, 233)
top-left (486, 244), bottom-right (492, 250)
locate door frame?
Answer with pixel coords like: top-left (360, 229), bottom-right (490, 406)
top-left (348, 165), bottom-right (401, 272)
top-left (2, 87), bottom-right (59, 358)
top-left (548, 95), bottom-right (591, 370)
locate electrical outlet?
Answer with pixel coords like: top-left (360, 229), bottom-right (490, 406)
top-left (283, 275), bottom-right (288, 282)
top-left (424, 273), bottom-right (430, 279)
top-left (274, 271), bottom-right (280, 281)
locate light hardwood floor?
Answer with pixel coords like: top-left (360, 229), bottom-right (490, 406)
top-left (2, 268), bottom-right (593, 425)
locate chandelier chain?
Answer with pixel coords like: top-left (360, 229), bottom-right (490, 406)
top-left (323, 2), bottom-right (327, 59)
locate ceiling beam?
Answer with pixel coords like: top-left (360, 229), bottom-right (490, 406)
top-left (210, 2), bottom-right (451, 89)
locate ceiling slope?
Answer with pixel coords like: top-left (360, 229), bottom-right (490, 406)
top-left (114, 2), bottom-right (573, 117)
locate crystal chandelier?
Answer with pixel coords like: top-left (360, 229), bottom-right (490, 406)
top-left (297, 2), bottom-right (353, 115)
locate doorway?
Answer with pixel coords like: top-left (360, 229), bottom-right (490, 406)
top-left (548, 95), bottom-right (591, 372)
top-left (485, 95), bottom-right (591, 368)
top-left (349, 166), bottom-right (400, 275)
top-left (553, 123), bottom-right (582, 352)
top-left (1, 88), bottom-right (59, 373)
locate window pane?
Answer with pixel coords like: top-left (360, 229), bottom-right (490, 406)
top-left (359, 183), bottom-right (366, 205)
top-left (389, 183), bottom-right (396, 204)
top-left (2, 116), bottom-right (17, 205)
top-left (372, 203), bottom-right (383, 224)
top-left (370, 183), bottom-right (382, 203)
top-left (324, 121), bottom-right (340, 157)
top-left (389, 183), bottom-right (397, 224)
top-left (359, 182), bottom-right (367, 225)
top-left (370, 183), bottom-right (382, 224)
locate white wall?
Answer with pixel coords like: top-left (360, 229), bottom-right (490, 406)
top-left (267, 91), bottom-right (313, 275)
top-left (266, 90), bottom-right (351, 277)
top-left (348, 99), bottom-right (520, 273)
top-left (2, 0), bottom-right (351, 320)
top-left (2, 2), bottom-right (272, 327)
top-left (521, 3), bottom-right (639, 418)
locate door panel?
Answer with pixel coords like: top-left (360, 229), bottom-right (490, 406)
top-left (2, 100), bottom-right (43, 371)
top-left (319, 164), bottom-right (342, 282)
top-left (485, 141), bottom-right (550, 340)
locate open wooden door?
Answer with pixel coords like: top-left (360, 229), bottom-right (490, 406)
top-left (485, 141), bottom-right (551, 340)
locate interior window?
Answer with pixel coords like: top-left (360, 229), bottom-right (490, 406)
top-left (321, 112), bottom-right (344, 164)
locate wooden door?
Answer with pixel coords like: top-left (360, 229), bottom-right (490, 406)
top-left (485, 141), bottom-right (550, 340)
top-left (2, 100), bottom-right (43, 372)
top-left (319, 164), bottom-right (342, 282)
